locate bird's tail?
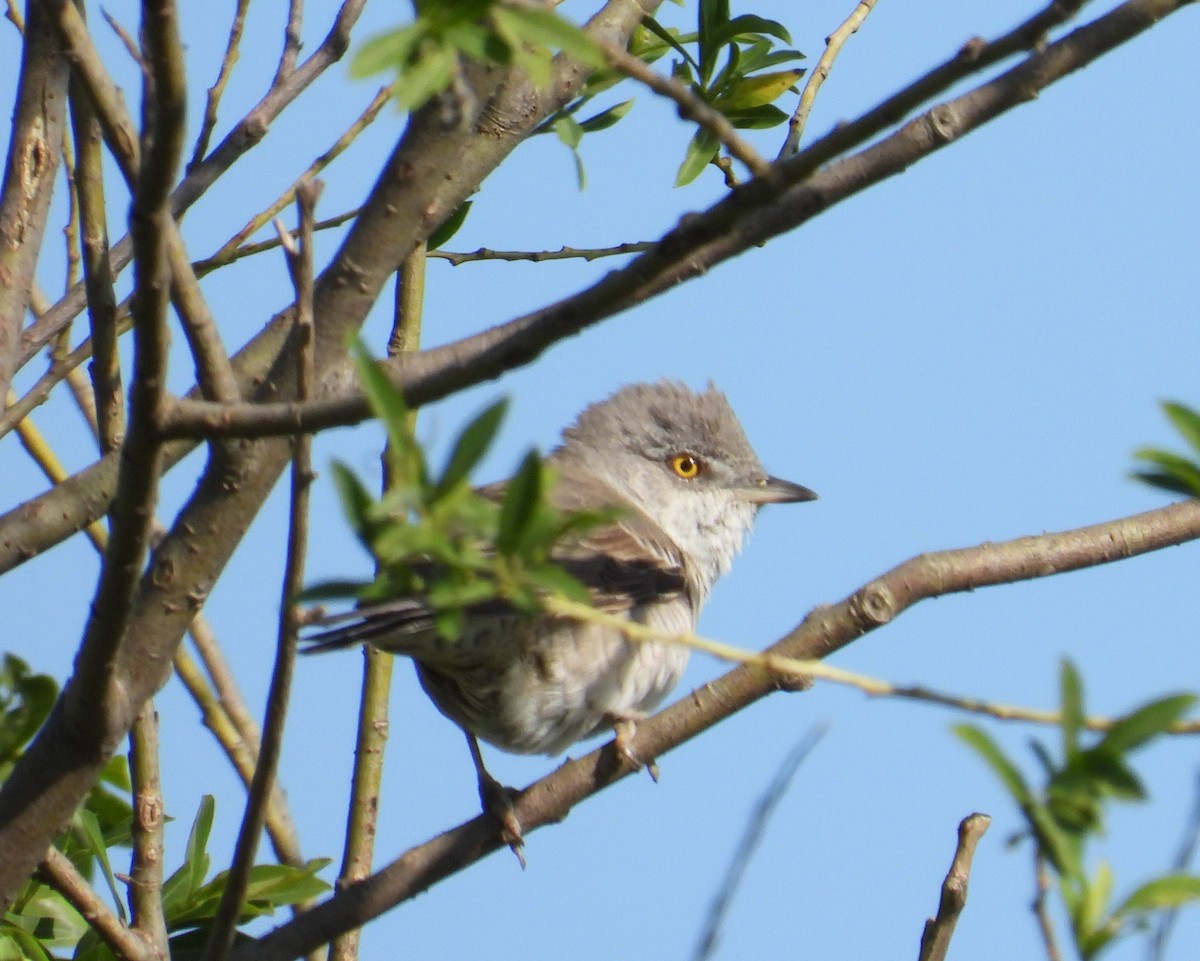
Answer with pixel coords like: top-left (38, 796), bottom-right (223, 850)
top-left (301, 598), bottom-right (435, 655)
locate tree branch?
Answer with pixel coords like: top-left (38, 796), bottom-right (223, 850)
top-left (37, 847), bottom-right (156, 961)
top-left (918, 814), bottom-right (992, 961)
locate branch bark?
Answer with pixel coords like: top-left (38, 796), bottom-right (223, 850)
top-left (0, 0), bottom-right (68, 400)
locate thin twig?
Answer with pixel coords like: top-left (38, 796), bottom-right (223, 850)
top-left (1146, 769), bottom-right (1200, 961)
top-left (68, 55), bottom-right (125, 452)
top-left (692, 728), bottom-right (826, 961)
top-left (780, 0), bottom-right (880, 157)
top-left (202, 180), bottom-right (321, 961)
top-left (275, 0), bottom-right (305, 84)
top-left (1033, 854), bottom-right (1063, 961)
top-left (206, 84), bottom-right (393, 266)
top-left (189, 0), bottom-right (252, 170)
top-left (918, 814), bottom-right (992, 961)
top-left (128, 703), bottom-right (169, 959)
top-left (37, 847), bottom-right (156, 961)
top-left (431, 241), bottom-right (655, 266)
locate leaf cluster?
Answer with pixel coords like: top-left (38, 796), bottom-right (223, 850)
top-left (1133, 401), bottom-right (1200, 497)
top-left (645, 1), bottom-right (805, 184)
top-left (305, 343), bottom-right (608, 639)
top-left (956, 661), bottom-right (1200, 958)
top-left (0, 659), bottom-right (326, 961)
top-left (352, 1), bottom-right (606, 112)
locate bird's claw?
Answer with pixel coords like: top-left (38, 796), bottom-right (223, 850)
top-left (612, 719), bottom-right (659, 780)
top-left (477, 771), bottom-right (526, 869)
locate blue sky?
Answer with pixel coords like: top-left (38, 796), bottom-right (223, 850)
top-left (4, 0), bottom-right (1200, 958)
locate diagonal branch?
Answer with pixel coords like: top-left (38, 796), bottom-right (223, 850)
top-left (237, 498), bottom-right (1200, 961)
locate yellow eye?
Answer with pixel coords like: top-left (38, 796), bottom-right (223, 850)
top-left (670, 454), bottom-right (701, 479)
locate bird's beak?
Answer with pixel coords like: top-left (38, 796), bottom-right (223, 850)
top-left (739, 475), bottom-right (819, 505)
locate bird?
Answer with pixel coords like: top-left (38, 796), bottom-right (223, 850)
top-left (304, 380), bottom-right (816, 856)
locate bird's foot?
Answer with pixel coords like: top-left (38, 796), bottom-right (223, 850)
top-left (477, 770), bottom-right (526, 869)
top-left (612, 719), bottom-right (660, 781)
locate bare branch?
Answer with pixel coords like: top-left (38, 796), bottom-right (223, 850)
top-left (189, 0), bottom-right (251, 169)
top-left (237, 499), bottom-right (1200, 960)
top-left (128, 704), bottom-right (169, 960)
top-left (68, 58), bottom-right (125, 452)
top-left (918, 814), bottom-right (992, 961)
top-left (206, 83), bottom-right (393, 268)
top-left (779, 0), bottom-right (880, 157)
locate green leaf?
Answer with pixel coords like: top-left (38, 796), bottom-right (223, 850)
top-left (577, 98), bottom-right (634, 132)
top-left (350, 340), bottom-right (425, 488)
top-left (1113, 874), bottom-right (1200, 915)
top-left (953, 724), bottom-right (1032, 805)
top-left (723, 104), bottom-right (789, 130)
top-left (163, 796), bottom-right (214, 919)
top-left (1028, 798), bottom-right (1083, 876)
top-left (1131, 469), bottom-right (1200, 497)
top-left (428, 200), bottom-right (473, 249)
top-left (711, 13), bottom-right (794, 47)
top-left (351, 23), bottom-right (427, 80)
top-left (1077, 860), bottom-right (1114, 943)
top-left (1060, 659), bottom-right (1083, 760)
top-left (675, 128), bottom-right (720, 186)
top-left (395, 41), bottom-right (458, 111)
top-left (639, 16), bottom-right (698, 69)
top-left (1162, 401), bottom-right (1200, 456)
top-left (491, 7), bottom-right (606, 69)
top-left (0, 924), bottom-right (53, 961)
top-left (697, 0), bottom-right (730, 84)
top-left (1131, 448), bottom-right (1200, 496)
top-left (498, 451), bottom-right (544, 554)
top-left (435, 399), bottom-right (508, 499)
top-left (715, 68), bottom-right (804, 110)
top-left (524, 562), bottom-right (593, 605)
top-left (329, 461), bottom-right (376, 544)
top-left (73, 810), bottom-right (126, 923)
top-left (1075, 747), bottom-right (1145, 800)
top-left (1098, 693), bottom-right (1195, 754)
top-left (0, 655), bottom-right (57, 765)
top-left (553, 114), bottom-right (584, 150)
